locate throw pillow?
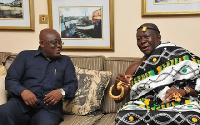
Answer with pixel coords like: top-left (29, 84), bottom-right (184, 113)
top-left (0, 75), bottom-right (8, 105)
top-left (0, 65), bottom-right (6, 76)
top-left (63, 66), bottom-right (112, 115)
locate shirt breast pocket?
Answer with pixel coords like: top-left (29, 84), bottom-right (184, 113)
top-left (25, 67), bottom-right (42, 80)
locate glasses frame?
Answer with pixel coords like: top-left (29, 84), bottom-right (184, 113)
top-left (40, 40), bottom-right (64, 46)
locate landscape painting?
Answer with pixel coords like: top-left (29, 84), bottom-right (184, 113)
top-left (0, 0), bottom-right (23, 19)
top-left (48, 0), bottom-right (114, 51)
top-left (142, 0), bottom-right (200, 16)
top-left (59, 7), bottom-right (102, 39)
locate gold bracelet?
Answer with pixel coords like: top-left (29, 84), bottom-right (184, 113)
top-left (109, 84), bottom-right (124, 100)
top-left (117, 81), bottom-right (123, 90)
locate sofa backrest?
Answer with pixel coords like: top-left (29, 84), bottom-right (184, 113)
top-left (69, 55), bottom-right (105, 70)
top-left (0, 52), bottom-right (11, 65)
top-left (4, 53), bottom-right (140, 113)
top-left (5, 54), bottom-right (106, 71)
top-left (102, 57), bottom-right (140, 113)
top-left (5, 53), bottom-right (17, 70)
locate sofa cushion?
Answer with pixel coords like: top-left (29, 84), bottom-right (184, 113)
top-left (59, 112), bottom-right (104, 125)
top-left (63, 66), bottom-right (112, 115)
top-left (0, 75), bottom-right (8, 105)
top-left (0, 65), bottom-right (6, 76)
top-left (96, 113), bottom-right (117, 125)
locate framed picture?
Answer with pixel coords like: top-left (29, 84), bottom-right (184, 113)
top-left (142, 0), bottom-right (200, 16)
top-left (0, 0), bottom-right (35, 30)
top-left (48, 0), bottom-right (114, 51)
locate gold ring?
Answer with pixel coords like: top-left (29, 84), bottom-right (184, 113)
top-left (172, 92), bottom-right (182, 102)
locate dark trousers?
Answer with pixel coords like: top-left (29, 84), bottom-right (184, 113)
top-left (0, 98), bottom-right (61, 125)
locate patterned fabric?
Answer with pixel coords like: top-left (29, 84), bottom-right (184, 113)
top-left (116, 110), bottom-right (200, 125)
top-left (0, 75), bottom-right (7, 105)
top-left (63, 66), bottom-right (112, 115)
top-left (0, 65), bottom-right (7, 105)
top-left (0, 65), bottom-right (6, 76)
top-left (116, 42), bottom-right (200, 124)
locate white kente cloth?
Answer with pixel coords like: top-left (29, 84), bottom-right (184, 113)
top-left (116, 42), bottom-right (200, 125)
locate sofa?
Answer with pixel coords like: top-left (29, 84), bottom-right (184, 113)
top-left (0, 52), bottom-right (140, 125)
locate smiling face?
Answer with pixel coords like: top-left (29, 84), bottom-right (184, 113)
top-left (136, 25), bottom-right (161, 56)
top-left (39, 28), bottom-right (62, 59)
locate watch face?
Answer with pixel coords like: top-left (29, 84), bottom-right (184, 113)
top-left (61, 89), bottom-right (65, 95)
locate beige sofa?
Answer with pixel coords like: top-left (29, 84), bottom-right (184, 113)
top-left (0, 52), bottom-right (140, 125)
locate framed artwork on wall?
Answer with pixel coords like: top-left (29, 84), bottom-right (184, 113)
top-left (142, 0), bottom-right (200, 16)
top-left (0, 0), bottom-right (35, 30)
top-left (48, 0), bottom-right (114, 51)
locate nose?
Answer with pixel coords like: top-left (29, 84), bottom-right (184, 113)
top-left (55, 43), bottom-right (62, 48)
top-left (57, 41), bottom-right (64, 46)
top-left (140, 37), bottom-right (147, 45)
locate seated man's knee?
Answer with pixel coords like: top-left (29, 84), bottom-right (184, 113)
top-left (0, 104), bottom-right (14, 117)
top-left (30, 110), bottom-right (61, 125)
top-left (0, 99), bottom-right (24, 120)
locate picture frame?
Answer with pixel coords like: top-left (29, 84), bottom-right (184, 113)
top-left (142, 0), bottom-right (200, 16)
top-left (48, 0), bottom-right (114, 51)
top-left (0, 0), bottom-right (35, 30)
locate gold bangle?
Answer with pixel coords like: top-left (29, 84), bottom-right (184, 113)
top-left (117, 81), bottom-right (123, 90)
top-left (109, 85), bottom-right (124, 100)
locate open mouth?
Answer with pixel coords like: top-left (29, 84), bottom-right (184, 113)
top-left (141, 46), bottom-right (149, 52)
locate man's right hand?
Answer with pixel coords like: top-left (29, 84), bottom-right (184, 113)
top-left (112, 74), bottom-right (132, 100)
top-left (116, 74), bottom-right (132, 87)
top-left (21, 89), bottom-right (38, 107)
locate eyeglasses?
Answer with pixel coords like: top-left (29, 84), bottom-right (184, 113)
top-left (41, 40), bottom-right (64, 45)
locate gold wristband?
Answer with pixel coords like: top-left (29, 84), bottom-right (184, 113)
top-left (109, 84), bottom-right (124, 100)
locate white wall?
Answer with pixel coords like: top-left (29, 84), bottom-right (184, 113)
top-left (0, 0), bottom-right (200, 57)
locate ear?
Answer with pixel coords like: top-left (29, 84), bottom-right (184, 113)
top-left (39, 40), bottom-right (45, 47)
top-left (157, 35), bottom-right (161, 42)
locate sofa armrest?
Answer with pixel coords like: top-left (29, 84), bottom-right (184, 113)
top-left (0, 52), bottom-right (11, 65)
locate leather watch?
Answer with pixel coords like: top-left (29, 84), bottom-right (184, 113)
top-left (60, 88), bottom-right (65, 99)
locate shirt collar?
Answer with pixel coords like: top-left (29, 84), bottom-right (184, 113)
top-left (34, 47), bottom-right (42, 57)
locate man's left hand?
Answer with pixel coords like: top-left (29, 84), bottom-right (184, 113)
top-left (162, 87), bottom-right (185, 103)
top-left (43, 89), bottom-right (62, 106)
